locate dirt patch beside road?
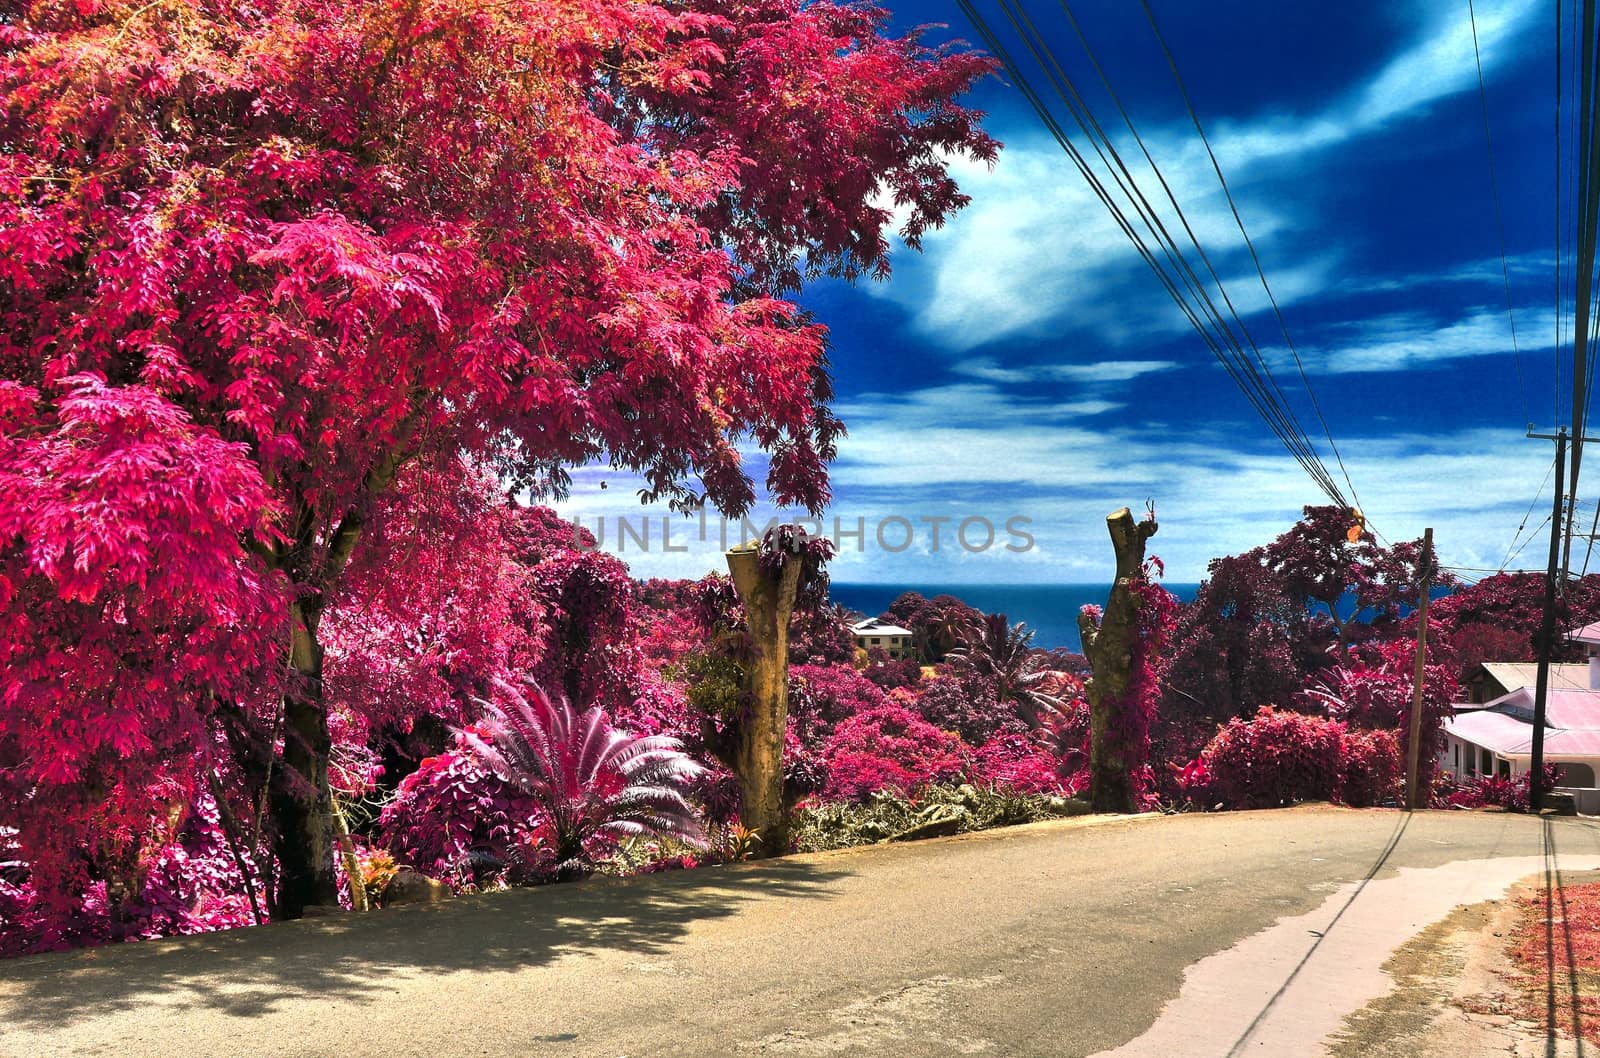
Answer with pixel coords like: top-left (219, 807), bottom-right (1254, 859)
top-left (1332, 870), bottom-right (1600, 1058)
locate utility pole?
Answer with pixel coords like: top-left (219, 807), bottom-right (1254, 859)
top-left (1530, 427), bottom-right (1570, 812)
top-left (1405, 527), bottom-right (1434, 812)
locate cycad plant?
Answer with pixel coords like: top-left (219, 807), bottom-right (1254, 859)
top-left (462, 681), bottom-right (707, 879)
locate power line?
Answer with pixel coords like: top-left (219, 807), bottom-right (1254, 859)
top-left (1566, 0), bottom-right (1600, 567)
top-left (1026, 0), bottom-right (1349, 503)
top-left (1136, 0), bottom-right (1368, 526)
top-left (955, 0), bottom-right (1355, 510)
top-left (1503, 452), bottom-right (1558, 573)
top-left (1506, 512), bottom-right (1554, 572)
top-left (1465, 0), bottom-right (1531, 430)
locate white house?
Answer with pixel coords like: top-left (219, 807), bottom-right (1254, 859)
top-left (1440, 620), bottom-right (1600, 796)
top-left (850, 617), bottom-right (915, 660)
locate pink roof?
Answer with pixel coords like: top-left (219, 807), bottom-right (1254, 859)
top-left (1445, 710), bottom-right (1536, 755)
top-left (1546, 690), bottom-right (1600, 729)
top-left (1571, 620), bottom-right (1600, 646)
top-left (1478, 686), bottom-right (1600, 730)
top-left (1446, 689), bottom-right (1600, 758)
top-left (1546, 729), bottom-right (1600, 755)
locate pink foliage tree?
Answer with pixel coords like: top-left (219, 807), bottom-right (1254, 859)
top-left (0, 0), bottom-right (995, 935)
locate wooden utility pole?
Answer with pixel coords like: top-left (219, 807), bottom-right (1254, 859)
top-left (1530, 427), bottom-right (1570, 812)
top-left (1405, 527), bottom-right (1434, 812)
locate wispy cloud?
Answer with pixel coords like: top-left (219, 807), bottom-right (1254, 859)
top-left (878, 0), bottom-right (1544, 354)
top-left (552, 376), bottom-right (1551, 583)
top-left (953, 357), bottom-right (1180, 384)
top-left (1265, 305), bottom-right (1556, 374)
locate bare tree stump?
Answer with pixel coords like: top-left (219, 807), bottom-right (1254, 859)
top-left (725, 544), bottom-right (803, 857)
top-left (1079, 507), bottom-right (1158, 814)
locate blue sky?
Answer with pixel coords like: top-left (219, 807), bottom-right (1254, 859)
top-left (558, 0), bottom-right (1564, 585)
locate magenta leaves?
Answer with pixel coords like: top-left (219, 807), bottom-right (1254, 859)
top-left (461, 681), bottom-right (707, 880)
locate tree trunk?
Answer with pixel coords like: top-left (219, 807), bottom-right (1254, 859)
top-left (1079, 507), bottom-right (1158, 814)
top-left (268, 602), bottom-right (339, 917)
top-left (725, 545), bottom-right (803, 857)
top-left (263, 445), bottom-right (410, 919)
top-left (331, 795), bottom-right (368, 912)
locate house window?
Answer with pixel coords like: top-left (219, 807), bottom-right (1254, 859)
top-left (1453, 744), bottom-right (1460, 772)
top-left (1482, 748), bottom-right (1492, 774)
top-left (871, 637), bottom-right (880, 645)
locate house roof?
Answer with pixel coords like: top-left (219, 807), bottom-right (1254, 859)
top-left (1447, 682), bottom-right (1600, 759)
top-left (1571, 620), bottom-right (1600, 646)
top-left (1480, 686), bottom-right (1600, 730)
top-left (1473, 662), bottom-right (1591, 694)
top-left (850, 618), bottom-right (913, 637)
top-left (1445, 710), bottom-right (1600, 758)
top-left (1445, 710), bottom-right (1540, 755)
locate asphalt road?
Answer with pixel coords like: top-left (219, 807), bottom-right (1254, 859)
top-left (3, 807), bottom-right (1598, 1058)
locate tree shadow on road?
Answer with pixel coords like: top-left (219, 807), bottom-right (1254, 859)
top-left (0, 858), bottom-right (850, 1028)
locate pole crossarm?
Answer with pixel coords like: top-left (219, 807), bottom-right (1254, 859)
top-left (1528, 430), bottom-right (1600, 442)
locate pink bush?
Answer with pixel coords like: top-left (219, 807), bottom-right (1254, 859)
top-left (1433, 764), bottom-right (1560, 811)
top-left (1, 794), bottom-right (263, 956)
top-left (862, 648), bottom-right (923, 691)
top-left (790, 663), bottom-right (887, 736)
top-left (822, 704), bottom-right (970, 803)
top-left (1302, 639), bottom-right (1454, 744)
top-left (1335, 727), bottom-right (1402, 808)
top-left (1190, 706), bottom-right (1403, 810)
top-left (969, 733), bottom-right (1080, 795)
top-left (377, 733), bottom-right (543, 886)
top-left (915, 671), bottom-right (1028, 745)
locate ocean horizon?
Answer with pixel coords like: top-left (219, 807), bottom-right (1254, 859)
top-left (829, 582), bottom-right (1203, 653)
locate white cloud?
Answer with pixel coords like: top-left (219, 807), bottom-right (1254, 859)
top-left (552, 380), bottom-right (1553, 583)
top-left (1265, 305), bottom-right (1557, 374)
top-left (954, 357), bottom-right (1180, 384)
top-left (879, 0), bottom-right (1544, 354)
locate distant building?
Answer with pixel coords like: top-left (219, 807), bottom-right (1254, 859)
top-left (850, 618), bottom-right (915, 660)
top-left (1441, 622), bottom-right (1600, 804)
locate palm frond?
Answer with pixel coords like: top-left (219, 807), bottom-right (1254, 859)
top-left (464, 678), bottom-right (711, 871)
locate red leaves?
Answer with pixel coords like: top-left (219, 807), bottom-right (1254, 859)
top-left (1190, 706), bottom-right (1402, 810)
top-left (821, 704), bottom-right (969, 803)
top-left (0, 375), bottom-right (277, 605)
top-left (2, 0), bottom-right (992, 951)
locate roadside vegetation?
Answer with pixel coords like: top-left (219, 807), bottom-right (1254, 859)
top-left (4, 0), bottom-right (1596, 962)
top-left (1502, 877), bottom-right (1600, 1045)
top-left (8, 495), bottom-right (1587, 955)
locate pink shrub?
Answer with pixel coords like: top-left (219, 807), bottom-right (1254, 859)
top-left (915, 671), bottom-right (1028, 745)
top-left (1336, 728), bottom-right (1401, 808)
top-left (1195, 706), bottom-right (1347, 809)
top-left (790, 663), bottom-right (887, 737)
top-left (1, 794), bottom-right (263, 956)
top-left (613, 671), bottom-right (698, 743)
top-left (1191, 706), bottom-right (1404, 810)
top-left (969, 733), bottom-right (1079, 795)
top-left (862, 648), bottom-right (923, 691)
top-left (1433, 764), bottom-right (1560, 811)
top-left (377, 734), bottom-right (543, 886)
top-left (1301, 639), bottom-right (1455, 791)
top-left (822, 705), bottom-right (970, 803)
